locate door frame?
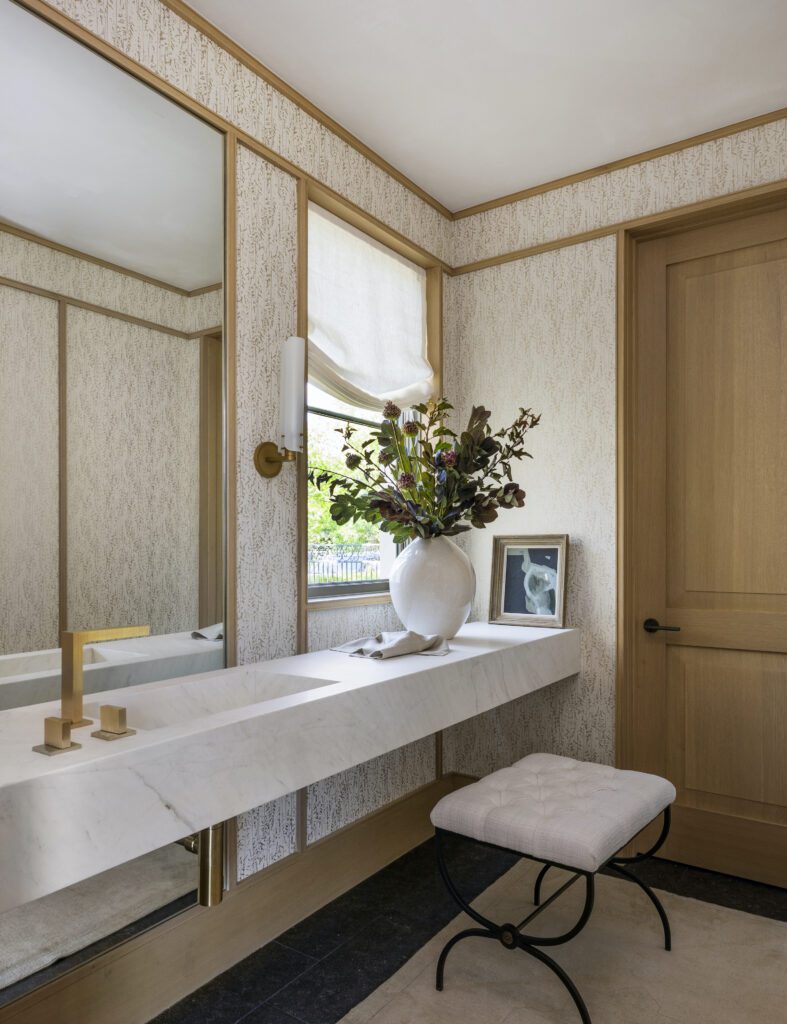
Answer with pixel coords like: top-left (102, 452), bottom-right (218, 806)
top-left (615, 181), bottom-right (787, 772)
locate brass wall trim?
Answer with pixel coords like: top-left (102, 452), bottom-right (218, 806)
top-left (0, 275), bottom-right (197, 340)
top-left (0, 222), bottom-right (221, 298)
top-left (450, 178), bottom-right (787, 275)
top-left (18, 0), bottom-right (787, 262)
top-left (452, 104), bottom-right (787, 220)
top-left (158, 0), bottom-right (454, 221)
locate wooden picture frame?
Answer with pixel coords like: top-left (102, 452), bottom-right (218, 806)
top-left (489, 534), bottom-right (569, 627)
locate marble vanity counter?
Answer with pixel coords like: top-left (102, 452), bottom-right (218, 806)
top-left (0, 623), bottom-right (579, 912)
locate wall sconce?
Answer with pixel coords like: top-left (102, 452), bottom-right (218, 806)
top-left (254, 335), bottom-right (306, 478)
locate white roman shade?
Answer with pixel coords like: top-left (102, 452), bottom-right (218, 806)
top-left (307, 203), bottom-right (435, 411)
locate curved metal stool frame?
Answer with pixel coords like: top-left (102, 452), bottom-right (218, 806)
top-left (435, 807), bottom-right (671, 1024)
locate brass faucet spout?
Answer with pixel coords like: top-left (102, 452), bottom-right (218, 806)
top-left (61, 625), bottom-right (150, 727)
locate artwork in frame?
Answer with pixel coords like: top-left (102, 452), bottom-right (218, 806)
top-left (489, 535), bottom-right (568, 628)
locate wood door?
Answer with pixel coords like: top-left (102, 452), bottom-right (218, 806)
top-left (626, 205), bottom-right (787, 885)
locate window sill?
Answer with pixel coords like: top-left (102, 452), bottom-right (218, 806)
top-left (307, 591), bottom-right (392, 611)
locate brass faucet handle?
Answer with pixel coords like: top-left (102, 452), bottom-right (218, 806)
top-left (32, 717), bottom-right (83, 756)
top-left (91, 704), bottom-right (136, 742)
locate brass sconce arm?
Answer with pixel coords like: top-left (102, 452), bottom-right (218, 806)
top-left (253, 441), bottom-right (298, 478)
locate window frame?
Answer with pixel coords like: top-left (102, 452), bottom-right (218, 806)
top-left (302, 184), bottom-right (443, 610)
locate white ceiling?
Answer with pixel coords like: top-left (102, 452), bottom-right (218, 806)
top-left (0, 1), bottom-right (223, 290)
top-left (190, 0), bottom-right (787, 212)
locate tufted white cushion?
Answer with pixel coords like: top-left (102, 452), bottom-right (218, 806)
top-left (431, 753), bottom-right (675, 873)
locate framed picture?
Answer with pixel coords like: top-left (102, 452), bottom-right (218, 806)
top-left (489, 535), bottom-right (568, 627)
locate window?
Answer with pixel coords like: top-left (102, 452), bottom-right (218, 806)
top-left (306, 203), bottom-right (435, 601)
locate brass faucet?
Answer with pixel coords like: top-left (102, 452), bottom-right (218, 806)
top-left (61, 625), bottom-right (150, 727)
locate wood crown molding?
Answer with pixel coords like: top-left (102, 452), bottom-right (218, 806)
top-left (17, 0), bottom-right (787, 249)
top-left (159, 0), bottom-right (454, 221)
top-left (21, 1), bottom-right (787, 274)
top-left (0, 222), bottom-right (221, 297)
top-left (451, 104), bottom-right (787, 219)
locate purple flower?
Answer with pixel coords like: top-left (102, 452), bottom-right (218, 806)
top-left (442, 450), bottom-right (458, 468)
top-left (383, 401), bottom-right (401, 421)
top-left (402, 420), bottom-right (419, 436)
top-left (398, 472), bottom-right (416, 489)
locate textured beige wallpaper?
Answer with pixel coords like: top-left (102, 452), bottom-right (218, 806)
top-left (233, 146), bottom-right (299, 878)
top-left (35, 0), bottom-right (787, 879)
top-left (66, 307), bottom-right (200, 635)
top-left (443, 236), bottom-right (618, 771)
top-left (306, 601), bottom-right (437, 843)
top-left (0, 285), bottom-right (59, 655)
top-left (0, 230), bottom-right (221, 333)
top-left (451, 118), bottom-right (787, 265)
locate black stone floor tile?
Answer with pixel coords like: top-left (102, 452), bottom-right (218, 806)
top-left (267, 912), bottom-right (425, 1024)
top-left (277, 834), bottom-right (516, 962)
top-left (151, 942), bottom-right (315, 1024)
top-left (612, 857), bottom-right (787, 922)
top-left (148, 836), bottom-right (786, 1024)
top-left (239, 1004), bottom-right (304, 1024)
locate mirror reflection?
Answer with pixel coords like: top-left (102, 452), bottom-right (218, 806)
top-left (0, 0), bottom-right (224, 996)
top-left (0, 0), bottom-right (225, 714)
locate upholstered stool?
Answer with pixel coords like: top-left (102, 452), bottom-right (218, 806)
top-left (430, 753), bottom-right (676, 1024)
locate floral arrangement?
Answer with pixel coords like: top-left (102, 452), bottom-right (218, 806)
top-left (309, 398), bottom-right (540, 543)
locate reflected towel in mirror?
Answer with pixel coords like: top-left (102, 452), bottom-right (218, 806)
top-left (191, 623), bottom-right (224, 641)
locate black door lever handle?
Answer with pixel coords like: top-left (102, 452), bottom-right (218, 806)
top-left (643, 618), bottom-right (681, 634)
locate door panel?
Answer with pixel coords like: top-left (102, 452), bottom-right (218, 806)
top-left (627, 205), bottom-right (787, 885)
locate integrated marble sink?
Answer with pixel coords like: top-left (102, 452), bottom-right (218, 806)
top-left (0, 623), bottom-right (581, 913)
top-left (83, 669), bottom-right (336, 731)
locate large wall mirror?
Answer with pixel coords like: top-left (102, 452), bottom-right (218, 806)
top-left (0, 0), bottom-right (225, 995)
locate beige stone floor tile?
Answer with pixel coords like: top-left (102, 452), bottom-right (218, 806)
top-left (341, 865), bottom-right (787, 1024)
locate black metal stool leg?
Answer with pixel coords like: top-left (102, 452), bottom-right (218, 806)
top-left (434, 830), bottom-right (596, 1024)
top-left (607, 808), bottom-right (673, 951)
top-left (533, 862), bottom-right (551, 906)
top-left (436, 928), bottom-right (497, 990)
top-left (605, 863), bottom-right (671, 950)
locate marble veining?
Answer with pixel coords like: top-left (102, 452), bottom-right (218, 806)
top-left (0, 623), bottom-right (579, 911)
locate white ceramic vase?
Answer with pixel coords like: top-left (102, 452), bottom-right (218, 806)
top-left (389, 536), bottom-right (475, 639)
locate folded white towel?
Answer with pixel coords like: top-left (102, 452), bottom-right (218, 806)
top-left (191, 623), bottom-right (224, 641)
top-left (331, 630), bottom-right (449, 659)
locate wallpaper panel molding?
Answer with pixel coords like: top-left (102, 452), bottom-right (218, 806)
top-left (0, 231), bottom-right (221, 333)
top-left (443, 236), bottom-right (617, 770)
top-left (46, 0), bottom-right (451, 265)
top-left (451, 118), bottom-right (787, 265)
top-left (0, 286), bottom-right (59, 655)
top-left (66, 307), bottom-right (200, 636)
top-left (232, 146), bottom-right (299, 878)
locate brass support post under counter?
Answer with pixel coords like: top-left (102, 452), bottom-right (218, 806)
top-left (198, 823), bottom-right (225, 907)
top-left (175, 824), bottom-right (226, 907)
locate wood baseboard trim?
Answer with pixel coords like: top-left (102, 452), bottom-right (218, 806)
top-left (0, 774), bottom-right (470, 1024)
